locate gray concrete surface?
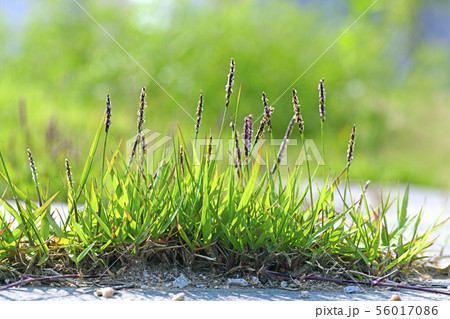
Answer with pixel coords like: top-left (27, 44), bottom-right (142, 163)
top-left (1, 285), bottom-right (449, 301)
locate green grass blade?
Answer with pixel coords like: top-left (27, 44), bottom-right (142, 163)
top-left (72, 220), bottom-right (89, 246)
top-left (76, 242), bottom-right (96, 264)
top-left (237, 146), bottom-right (262, 211)
top-left (398, 183), bottom-right (409, 229)
top-left (75, 115), bottom-right (105, 200)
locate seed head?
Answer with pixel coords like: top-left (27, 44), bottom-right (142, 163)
top-left (318, 78), bottom-right (326, 122)
top-left (230, 121), bottom-right (242, 172)
top-left (27, 149), bottom-right (38, 184)
top-left (225, 58), bottom-right (235, 108)
top-left (207, 133), bottom-right (213, 162)
top-left (347, 124), bottom-right (356, 166)
top-left (195, 90), bottom-right (204, 134)
top-left (243, 114), bottom-right (253, 157)
top-left (65, 158), bottom-right (74, 191)
top-left (140, 132), bottom-right (146, 174)
top-left (179, 145), bottom-right (185, 176)
top-left (254, 118), bottom-right (266, 147)
top-left (105, 94), bottom-right (112, 133)
top-left (292, 89), bottom-right (304, 135)
top-left (28, 149), bottom-right (43, 207)
top-left (254, 93), bottom-right (274, 147)
top-left (262, 92), bottom-right (273, 133)
top-left (137, 86), bottom-right (146, 133)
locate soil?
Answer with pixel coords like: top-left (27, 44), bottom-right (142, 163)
top-left (1, 243), bottom-right (449, 294)
top-left (107, 260), bottom-right (343, 292)
top-left (3, 257), bottom-right (448, 296)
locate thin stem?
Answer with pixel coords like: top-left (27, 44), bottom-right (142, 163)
top-left (0, 273), bottom-right (108, 292)
top-left (344, 124), bottom-right (356, 209)
top-left (218, 59), bottom-right (235, 150)
top-left (302, 134), bottom-right (315, 219)
top-left (217, 108), bottom-right (228, 143)
top-left (321, 120), bottom-right (325, 180)
top-left (343, 168), bottom-right (349, 211)
top-left (100, 135), bottom-right (108, 190)
top-left (27, 149), bottom-right (42, 207)
top-left (271, 115), bottom-right (295, 175)
top-left (320, 120), bottom-right (325, 227)
top-left (65, 159), bottom-right (78, 225)
top-left (262, 270), bottom-right (450, 297)
top-left (100, 93), bottom-right (111, 228)
top-left (99, 135), bottom-right (108, 228)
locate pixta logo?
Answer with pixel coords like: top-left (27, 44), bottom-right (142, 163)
top-left (126, 129), bottom-right (172, 173)
top-left (127, 130), bottom-right (324, 172)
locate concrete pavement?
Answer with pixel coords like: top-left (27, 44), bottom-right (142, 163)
top-left (1, 285), bottom-right (449, 301)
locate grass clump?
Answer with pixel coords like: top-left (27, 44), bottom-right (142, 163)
top-left (0, 59), bottom-right (446, 279)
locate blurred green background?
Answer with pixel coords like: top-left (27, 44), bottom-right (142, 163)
top-left (0, 0), bottom-right (449, 196)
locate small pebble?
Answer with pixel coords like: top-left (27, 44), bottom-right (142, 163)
top-left (172, 292), bottom-right (185, 301)
top-left (4, 279), bottom-right (10, 284)
top-left (196, 284), bottom-right (205, 288)
top-left (300, 291), bottom-right (310, 299)
top-left (251, 276), bottom-right (261, 285)
top-left (172, 274), bottom-right (191, 289)
top-left (447, 285), bottom-right (450, 292)
top-left (390, 294), bottom-right (401, 301)
top-left (343, 286), bottom-right (360, 294)
top-left (280, 281), bottom-right (288, 288)
top-left (227, 278), bottom-right (249, 287)
top-left (94, 287), bottom-right (116, 298)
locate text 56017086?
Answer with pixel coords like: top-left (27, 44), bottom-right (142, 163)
top-left (376, 306), bottom-right (438, 316)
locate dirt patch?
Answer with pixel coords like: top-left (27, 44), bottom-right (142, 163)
top-left (102, 260), bottom-right (342, 292)
top-left (1, 244), bottom-right (448, 293)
